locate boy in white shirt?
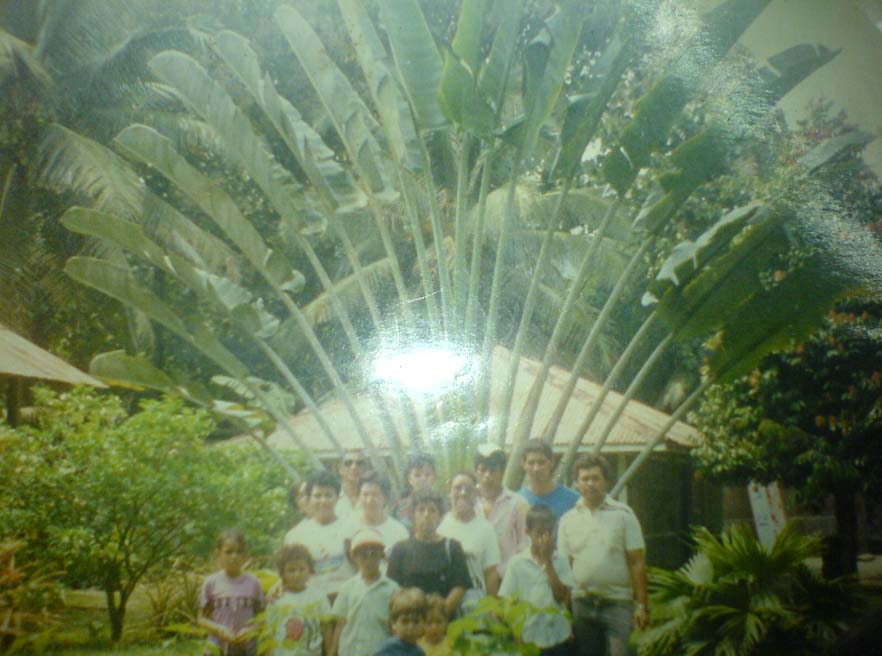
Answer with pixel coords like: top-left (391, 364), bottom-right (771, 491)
top-left (329, 528), bottom-right (399, 656)
top-left (499, 505), bottom-right (574, 655)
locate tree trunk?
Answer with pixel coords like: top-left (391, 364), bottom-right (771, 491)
top-left (823, 488), bottom-right (859, 578)
top-left (104, 587), bottom-right (128, 642)
top-left (5, 377), bottom-right (20, 427)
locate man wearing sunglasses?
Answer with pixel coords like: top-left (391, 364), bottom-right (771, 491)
top-left (337, 449), bottom-right (370, 520)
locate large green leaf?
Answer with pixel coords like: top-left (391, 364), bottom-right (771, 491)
top-left (65, 256), bottom-right (248, 377)
top-left (0, 26), bottom-right (53, 90)
top-left (438, 0), bottom-right (497, 134)
top-left (477, 0), bottom-right (525, 108)
top-left (147, 50), bottom-right (308, 225)
top-left (274, 4), bottom-right (387, 192)
top-left (603, 0), bottom-right (773, 194)
top-left (438, 47), bottom-right (497, 135)
top-left (89, 350), bottom-right (176, 391)
top-left (376, 0), bottom-right (446, 130)
top-left (633, 42), bottom-right (841, 235)
top-left (707, 255), bottom-right (861, 382)
top-left (520, 0), bottom-right (585, 159)
top-left (633, 125), bottom-right (733, 234)
top-left (553, 27), bottom-right (632, 181)
top-left (645, 203), bottom-right (763, 301)
top-left (114, 124), bottom-right (300, 292)
top-left (38, 124), bottom-right (144, 219)
top-left (336, 0), bottom-right (419, 169)
top-left (757, 43), bottom-right (840, 101)
top-left (213, 30), bottom-right (358, 207)
top-left (656, 213), bottom-right (791, 340)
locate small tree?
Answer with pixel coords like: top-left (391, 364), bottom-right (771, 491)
top-left (691, 299), bottom-right (882, 577)
top-left (0, 387), bottom-right (291, 642)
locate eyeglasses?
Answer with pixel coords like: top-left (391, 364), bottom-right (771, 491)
top-left (343, 458), bottom-right (367, 467)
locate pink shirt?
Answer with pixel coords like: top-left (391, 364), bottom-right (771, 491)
top-left (476, 488), bottom-right (530, 574)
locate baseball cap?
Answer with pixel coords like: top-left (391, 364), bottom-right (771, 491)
top-left (350, 527), bottom-right (386, 553)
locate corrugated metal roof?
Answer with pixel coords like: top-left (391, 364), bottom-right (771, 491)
top-left (264, 345), bottom-right (697, 456)
top-left (0, 324), bottom-right (106, 387)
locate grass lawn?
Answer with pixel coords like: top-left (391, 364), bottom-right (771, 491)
top-left (41, 588), bottom-right (202, 656)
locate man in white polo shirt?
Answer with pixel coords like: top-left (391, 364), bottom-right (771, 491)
top-left (558, 455), bottom-right (649, 656)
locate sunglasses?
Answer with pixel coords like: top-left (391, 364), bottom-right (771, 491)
top-left (343, 458), bottom-right (367, 467)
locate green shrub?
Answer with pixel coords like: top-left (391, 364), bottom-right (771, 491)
top-left (635, 523), bottom-right (867, 656)
top-left (0, 540), bottom-right (64, 654)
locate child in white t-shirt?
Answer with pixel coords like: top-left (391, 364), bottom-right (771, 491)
top-left (263, 543), bottom-right (331, 656)
top-left (499, 505), bottom-right (574, 655)
top-left (330, 528), bottom-right (399, 656)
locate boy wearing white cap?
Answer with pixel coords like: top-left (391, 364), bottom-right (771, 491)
top-left (329, 528), bottom-right (400, 656)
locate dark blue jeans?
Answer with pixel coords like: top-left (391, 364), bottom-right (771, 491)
top-left (571, 596), bottom-right (634, 656)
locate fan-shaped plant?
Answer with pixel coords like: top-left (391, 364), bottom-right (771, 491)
top-left (36, 0), bottom-right (881, 487)
top-left (635, 523), bottom-right (867, 656)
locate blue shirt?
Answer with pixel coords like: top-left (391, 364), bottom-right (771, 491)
top-left (517, 485), bottom-right (580, 520)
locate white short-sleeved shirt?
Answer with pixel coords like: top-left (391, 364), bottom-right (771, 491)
top-left (283, 518), bottom-right (353, 596)
top-left (499, 548), bottom-right (574, 612)
top-left (437, 513), bottom-right (501, 594)
top-left (498, 549), bottom-right (574, 646)
top-left (265, 587), bottom-right (330, 656)
top-left (558, 496), bottom-right (645, 601)
top-left (335, 495), bottom-right (357, 521)
top-left (330, 574), bottom-right (399, 656)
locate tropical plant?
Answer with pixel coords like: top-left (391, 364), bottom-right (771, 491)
top-left (634, 523), bottom-right (867, 656)
top-left (447, 595), bottom-right (570, 655)
top-left (0, 387), bottom-right (293, 642)
top-left (689, 99), bottom-right (882, 577)
top-left (691, 298), bottom-right (882, 577)
top-left (0, 540), bottom-right (63, 654)
top-left (32, 0), bottom-right (881, 489)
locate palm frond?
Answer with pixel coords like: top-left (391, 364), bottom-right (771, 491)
top-left (37, 124), bottom-right (144, 219)
top-left (302, 257), bottom-right (397, 327)
top-left (0, 26), bottom-right (53, 91)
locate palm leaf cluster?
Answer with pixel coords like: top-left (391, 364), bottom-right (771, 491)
top-left (19, 0), bottom-right (880, 486)
top-left (636, 523), bottom-right (867, 656)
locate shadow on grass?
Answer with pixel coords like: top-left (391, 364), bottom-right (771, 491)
top-left (45, 589), bottom-right (201, 656)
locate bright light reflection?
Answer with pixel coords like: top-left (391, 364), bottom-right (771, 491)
top-left (371, 346), bottom-right (472, 395)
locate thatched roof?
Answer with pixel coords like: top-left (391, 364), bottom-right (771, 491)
top-left (265, 346), bottom-right (696, 457)
top-left (0, 324), bottom-right (106, 387)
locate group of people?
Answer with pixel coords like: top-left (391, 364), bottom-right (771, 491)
top-left (198, 440), bottom-right (649, 656)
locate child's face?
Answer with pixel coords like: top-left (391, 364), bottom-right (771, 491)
top-left (217, 539), bottom-right (246, 577)
top-left (281, 559), bottom-right (311, 592)
top-left (352, 544), bottom-right (384, 578)
top-left (412, 502), bottom-right (441, 538)
top-left (475, 463), bottom-right (504, 493)
top-left (408, 464), bottom-right (436, 492)
top-left (391, 611), bottom-right (424, 644)
top-left (423, 610), bottom-right (447, 644)
top-left (527, 523), bottom-right (556, 555)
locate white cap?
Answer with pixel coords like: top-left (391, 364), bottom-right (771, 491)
top-left (350, 527), bottom-right (385, 553)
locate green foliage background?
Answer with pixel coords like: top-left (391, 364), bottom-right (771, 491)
top-left (0, 387), bottom-right (296, 639)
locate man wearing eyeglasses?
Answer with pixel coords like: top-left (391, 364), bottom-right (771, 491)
top-left (337, 449), bottom-right (370, 520)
